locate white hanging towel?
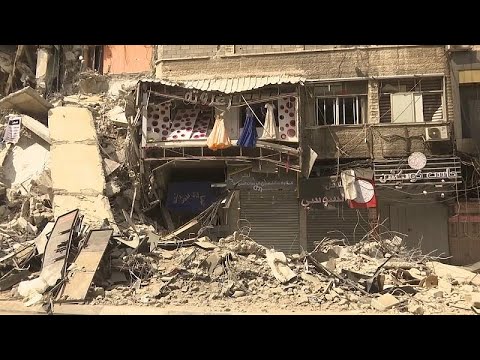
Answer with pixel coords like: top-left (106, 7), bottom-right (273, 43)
top-left (259, 103), bottom-right (278, 140)
top-left (341, 170), bottom-right (357, 200)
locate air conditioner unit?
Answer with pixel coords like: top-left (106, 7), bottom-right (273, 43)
top-left (425, 126), bottom-right (449, 141)
top-left (446, 45), bottom-right (473, 51)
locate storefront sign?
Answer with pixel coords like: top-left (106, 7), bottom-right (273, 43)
top-left (226, 171), bottom-right (296, 192)
top-left (183, 90), bottom-right (227, 107)
top-left (299, 176), bottom-right (345, 209)
top-left (374, 157), bottom-right (462, 186)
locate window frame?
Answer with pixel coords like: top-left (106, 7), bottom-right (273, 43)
top-left (315, 95), bottom-right (366, 126)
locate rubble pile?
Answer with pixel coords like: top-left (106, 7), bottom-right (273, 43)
top-left (71, 232), bottom-right (480, 314)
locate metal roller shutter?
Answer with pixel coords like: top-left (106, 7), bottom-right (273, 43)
top-left (307, 206), bottom-right (369, 251)
top-left (240, 190), bottom-right (300, 254)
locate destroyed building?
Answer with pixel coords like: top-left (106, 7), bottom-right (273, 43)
top-left (1, 45), bottom-right (480, 315)
top-left (137, 45), bottom-right (472, 261)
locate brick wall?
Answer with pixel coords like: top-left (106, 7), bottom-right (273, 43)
top-left (158, 45), bottom-right (220, 59)
top-left (234, 45), bottom-right (299, 54)
top-left (156, 46), bottom-right (447, 80)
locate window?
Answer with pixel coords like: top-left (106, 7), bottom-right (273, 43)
top-left (379, 77), bottom-right (444, 124)
top-left (316, 96), bottom-right (365, 125)
top-left (312, 81), bottom-right (368, 126)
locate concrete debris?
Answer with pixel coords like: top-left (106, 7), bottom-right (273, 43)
top-left (371, 293), bottom-right (401, 311)
top-left (427, 261), bottom-right (480, 286)
top-left (265, 249), bottom-right (297, 284)
top-left (408, 303), bottom-right (424, 315)
top-left (106, 105), bottom-right (128, 127)
top-left (0, 86), bottom-right (53, 123)
top-left (103, 158), bottom-right (121, 177)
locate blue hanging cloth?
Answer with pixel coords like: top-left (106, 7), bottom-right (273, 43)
top-left (237, 109), bottom-right (258, 148)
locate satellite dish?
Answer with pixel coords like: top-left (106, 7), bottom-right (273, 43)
top-left (408, 152), bottom-right (427, 170)
top-left (353, 179), bottom-right (374, 203)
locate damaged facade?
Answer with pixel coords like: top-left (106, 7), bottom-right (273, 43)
top-left (144, 45), bottom-right (464, 261)
top-left (1, 44), bottom-right (480, 315)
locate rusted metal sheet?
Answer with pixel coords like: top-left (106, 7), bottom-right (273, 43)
top-left (41, 209), bottom-right (80, 287)
top-left (139, 75), bottom-right (306, 94)
top-left (57, 228), bottom-right (113, 302)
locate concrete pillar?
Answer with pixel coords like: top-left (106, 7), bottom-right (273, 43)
top-left (35, 46), bottom-right (52, 95)
top-left (299, 206), bottom-right (308, 253)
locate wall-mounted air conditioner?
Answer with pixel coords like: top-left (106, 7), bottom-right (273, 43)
top-left (446, 45), bottom-right (473, 51)
top-left (425, 125), bottom-right (449, 141)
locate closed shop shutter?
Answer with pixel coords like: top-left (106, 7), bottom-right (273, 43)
top-left (307, 206), bottom-right (369, 251)
top-left (240, 190), bottom-right (300, 254)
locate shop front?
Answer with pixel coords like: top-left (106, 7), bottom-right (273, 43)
top-left (226, 167), bottom-right (299, 254)
top-left (300, 175), bottom-right (370, 251)
top-left (374, 154), bottom-right (463, 257)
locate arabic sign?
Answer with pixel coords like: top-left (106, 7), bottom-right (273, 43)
top-left (166, 182), bottom-right (216, 213)
top-left (183, 90), bottom-right (227, 107)
top-left (299, 176), bottom-right (345, 209)
top-left (3, 115), bottom-right (21, 144)
top-left (226, 170), bottom-right (297, 192)
top-left (373, 157), bottom-right (462, 186)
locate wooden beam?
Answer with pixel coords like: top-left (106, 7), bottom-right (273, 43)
top-left (162, 219), bottom-right (199, 241)
top-left (160, 206), bottom-right (175, 232)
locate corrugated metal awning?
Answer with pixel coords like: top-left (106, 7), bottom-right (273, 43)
top-left (139, 75), bottom-right (305, 94)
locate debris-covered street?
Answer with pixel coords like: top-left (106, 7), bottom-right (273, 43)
top-left (1, 44), bottom-right (480, 315)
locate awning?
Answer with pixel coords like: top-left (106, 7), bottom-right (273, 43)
top-left (138, 75), bottom-right (305, 94)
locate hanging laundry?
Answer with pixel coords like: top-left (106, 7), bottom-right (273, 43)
top-left (348, 178), bottom-right (377, 208)
top-left (259, 103), bottom-right (278, 140)
top-left (206, 113), bottom-right (232, 150)
top-left (237, 108), bottom-right (258, 148)
top-left (341, 169), bottom-right (357, 200)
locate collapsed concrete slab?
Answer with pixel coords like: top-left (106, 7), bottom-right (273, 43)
top-left (48, 106), bottom-right (116, 230)
top-left (0, 86), bottom-right (53, 124)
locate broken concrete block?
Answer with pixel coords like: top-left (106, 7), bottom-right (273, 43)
top-left (371, 293), bottom-right (400, 311)
top-left (106, 105), bottom-right (128, 127)
top-left (232, 290), bottom-right (245, 298)
top-left (408, 303), bottom-right (424, 315)
top-left (103, 158), bottom-right (121, 177)
top-left (427, 261), bottom-right (480, 286)
top-left (464, 293), bottom-right (480, 308)
top-left (18, 277), bottom-right (49, 298)
top-left (265, 249), bottom-right (296, 283)
top-left (213, 265), bottom-right (224, 278)
top-left (15, 217), bottom-right (37, 234)
top-left (105, 181), bottom-right (121, 197)
top-left (438, 278), bottom-right (452, 294)
top-left (93, 287), bottom-right (105, 298)
top-left (300, 272), bottom-right (323, 287)
top-left (297, 295), bottom-right (309, 305)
